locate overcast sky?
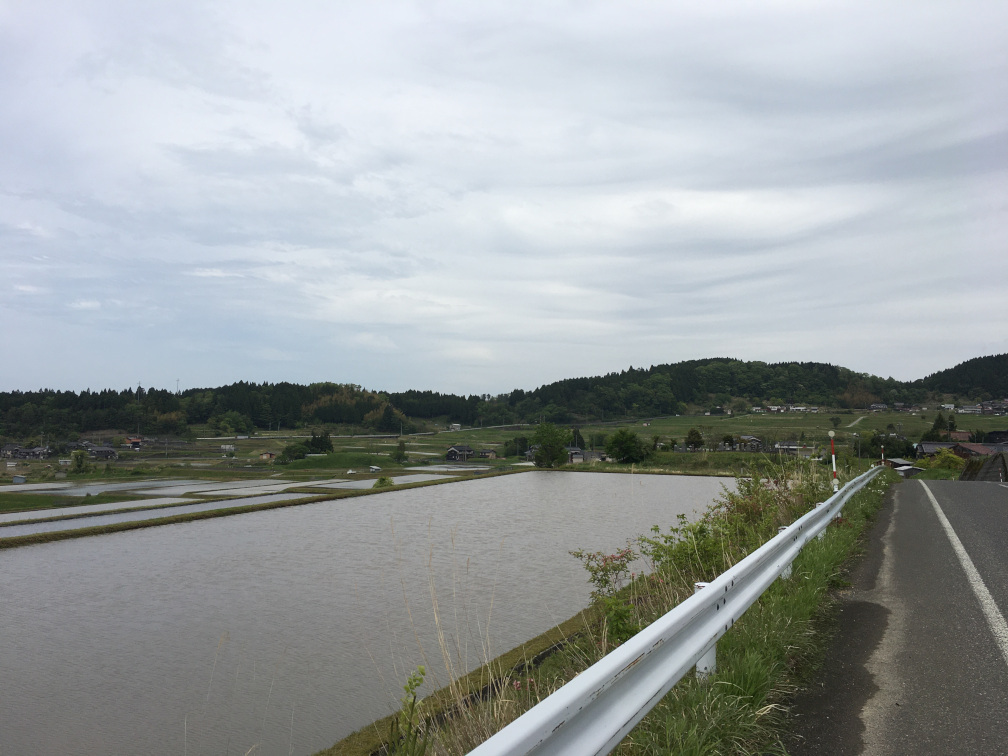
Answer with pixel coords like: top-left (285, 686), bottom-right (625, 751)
top-left (3, 1), bottom-right (1006, 396)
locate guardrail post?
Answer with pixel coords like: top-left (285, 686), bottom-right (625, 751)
top-left (694, 582), bottom-right (716, 678)
top-left (778, 527), bottom-right (792, 578)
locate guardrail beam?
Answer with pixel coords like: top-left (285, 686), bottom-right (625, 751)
top-left (694, 582), bottom-right (716, 677)
top-left (468, 466), bottom-right (883, 756)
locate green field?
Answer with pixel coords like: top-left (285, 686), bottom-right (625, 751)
top-left (4, 409), bottom-right (1002, 489)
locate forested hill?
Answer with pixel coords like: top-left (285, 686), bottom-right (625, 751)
top-left (1, 355), bottom-right (1004, 441)
top-left (505, 359), bottom-right (894, 421)
top-left (506, 354), bottom-right (1007, 421)
top-left (915, 353), bottom-right (1008, 399)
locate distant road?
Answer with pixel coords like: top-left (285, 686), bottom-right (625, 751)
top-left (788, 479), bottom-right (1008, 755)
top-left (846, 415), bottom-right (867, 428)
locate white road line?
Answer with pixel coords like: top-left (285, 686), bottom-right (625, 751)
top-left (920, 480), bottom-right (1008, 669)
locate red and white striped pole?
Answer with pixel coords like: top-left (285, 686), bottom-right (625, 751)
top-left (829, 430), bottom-right (838, 492)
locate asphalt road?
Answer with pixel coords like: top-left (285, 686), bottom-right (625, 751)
top-left (788, 479), bottom-right (1008, 755)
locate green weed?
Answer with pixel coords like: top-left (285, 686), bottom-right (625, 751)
top-left (388, 666), bottom-right (429, 756)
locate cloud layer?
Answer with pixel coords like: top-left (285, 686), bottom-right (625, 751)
top-left (3, 1), bottom-right (1007, 394)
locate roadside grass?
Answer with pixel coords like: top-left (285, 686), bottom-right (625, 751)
top-left (617, 475), bottom-right (891, 756)
top-left (336, 462), bottom-right (896, 756)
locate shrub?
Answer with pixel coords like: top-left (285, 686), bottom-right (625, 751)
top-left (924, 448), bottom-right (965, 470)
top-left (278, 442), bottom-right (309, 463)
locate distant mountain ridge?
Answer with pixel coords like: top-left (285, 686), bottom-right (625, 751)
top-left (1, 354), bottom-right (1005, 440)
top-left (485, 354), bottom-right (1006, 425)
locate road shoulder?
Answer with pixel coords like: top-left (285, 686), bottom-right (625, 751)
top-left (783, 484), bottom-right (894, 755)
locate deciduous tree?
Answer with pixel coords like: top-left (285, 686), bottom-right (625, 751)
top-left (532, 422), bottom-right (570, 467)
top-left (606, 428), bottom-right (648, 464)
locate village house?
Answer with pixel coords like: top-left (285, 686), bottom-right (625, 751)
top-left (3, 445), bottom-right (51, 460)
top-left (446, 445), bottom-right (474, 462)
top-left (952, 443), bottom-right (994, 459)
top-left (916, 441), bottom-right (956, 458)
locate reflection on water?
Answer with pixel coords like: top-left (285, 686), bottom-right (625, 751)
top-left (0, 471), bottom-right (731, 755)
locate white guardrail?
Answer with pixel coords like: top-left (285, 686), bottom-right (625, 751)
top-left (468, 465), bottom-right (884, 756)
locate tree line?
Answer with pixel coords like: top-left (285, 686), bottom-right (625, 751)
top-left (2, 354), bottom-right (1004, 442)
top-left (0, 381), bottom-right (413, 441)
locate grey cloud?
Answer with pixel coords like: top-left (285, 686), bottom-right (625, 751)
top-left (1, 1), bottom-right (1006, 393)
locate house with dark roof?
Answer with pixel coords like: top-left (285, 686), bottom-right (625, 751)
top-left (90, 446), bottom-right (118, 460)
top-left (916, 441), bottom-right (956, 458)
top-left (446, 445), bottom-right (474, 462)
top-left (952, 443), bottom-right (993, 459)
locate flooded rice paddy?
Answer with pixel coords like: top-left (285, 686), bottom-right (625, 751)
top-left (0, 471), bottom-right (731, 755)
